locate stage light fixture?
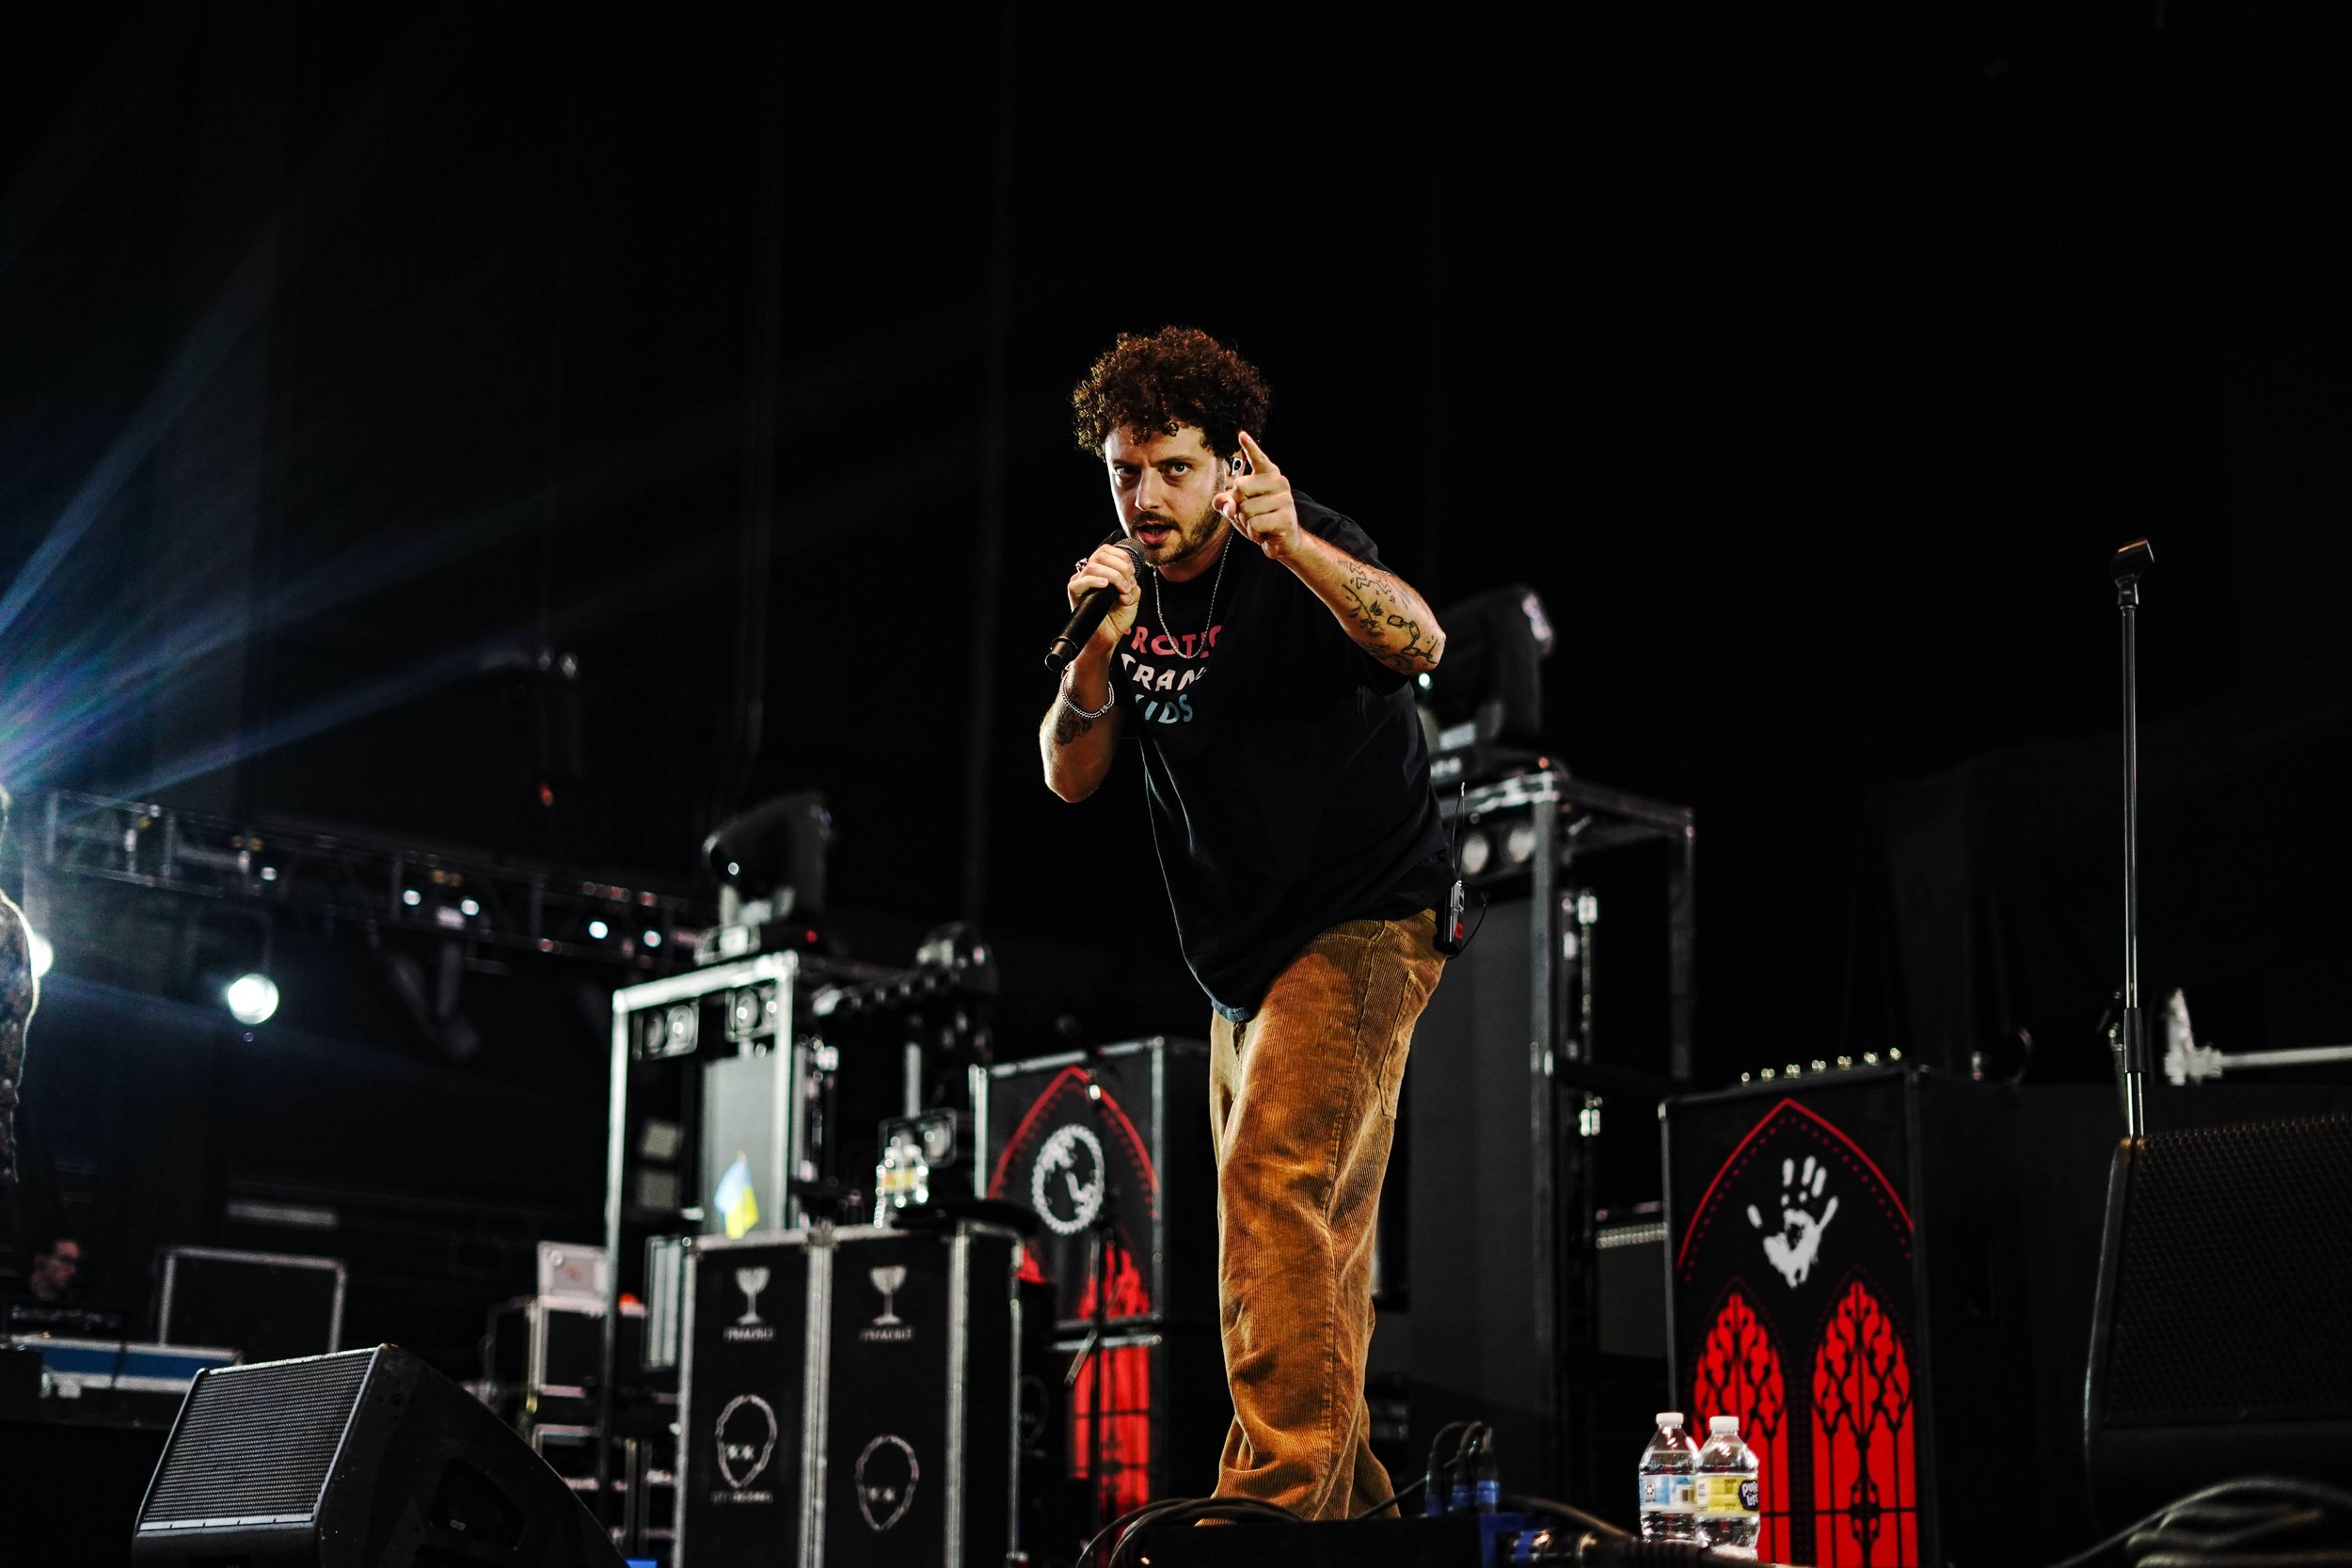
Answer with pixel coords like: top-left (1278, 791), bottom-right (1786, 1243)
top-left (588, 919), bottom-right (610, 940)
top-left (1417, 583), bottom-right (1556, 769)
top-left (1460, 829), bottom-right (1492, 877)
top-left (703, 790), bottom-right (832, 913)
top-left (1505, 821), bottom-right (1539, 864)
top-left (402, 888), bottom-right (421, 907)
top-left (225, 973), bottom-right (279, 1025)
top-left (26, 927), bottom-right (55, 979)
top-left (643, 930), bottom-right (662, 948)
top-left (459, 898), bottom-right (480, 917)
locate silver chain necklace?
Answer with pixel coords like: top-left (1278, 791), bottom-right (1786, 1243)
top-left (1152, 531), bottom-right (1232, 644)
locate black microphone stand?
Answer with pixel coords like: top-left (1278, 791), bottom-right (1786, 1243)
top-left (2112, 540), bottom-right (2153, 1138)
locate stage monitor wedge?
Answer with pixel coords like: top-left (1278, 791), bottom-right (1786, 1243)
top-left (2087, 1114), bottom-right (2352, 1525)
top-left (132, 1343), bottom-right (622, 1568)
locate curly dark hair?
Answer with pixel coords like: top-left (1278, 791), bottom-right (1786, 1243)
top-left (1071, 326), bottom-right (1271, 460)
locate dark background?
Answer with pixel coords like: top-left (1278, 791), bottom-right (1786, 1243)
top-left (0, 0), bottom-right (2345, 1439)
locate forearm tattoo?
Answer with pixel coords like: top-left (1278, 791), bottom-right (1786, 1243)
top-left (1051, 705), bottom-right (1096, 747)
top-left (1339, 568), bottom-right (1445, 673)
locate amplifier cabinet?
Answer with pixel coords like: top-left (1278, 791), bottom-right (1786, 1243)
top-left (974, 1038), bottom-right (1214, 1330)
top-left (676, 1223), bottom-right (1020, 1568)
top-left (1663, 1066), bottom-right (2030, 1568)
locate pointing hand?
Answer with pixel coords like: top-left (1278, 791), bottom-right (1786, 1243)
top-left (1216, 431), bottom-right (1300, 561)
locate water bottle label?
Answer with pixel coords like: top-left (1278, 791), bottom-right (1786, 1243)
top-left (1639, 1474), bottom-right (1694, 1512)
top-left (1694, 1474), bottom-right (1759, 1515)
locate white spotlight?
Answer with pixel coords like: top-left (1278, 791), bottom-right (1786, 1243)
top-left (643, 930), bottom-right (663, 948)
top-left (26, 928), bottom-right (55, 979)
top-left (225, 973), bottom-right (279, 1026)
top-left (587, 920), bottom-right (610, 940)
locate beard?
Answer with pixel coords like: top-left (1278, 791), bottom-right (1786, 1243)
top-left (1132, 496), bottom-right (1228, 576)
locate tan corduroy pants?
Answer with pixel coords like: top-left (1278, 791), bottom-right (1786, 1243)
top-left (1207, 909), bottom-right (1446, 1521)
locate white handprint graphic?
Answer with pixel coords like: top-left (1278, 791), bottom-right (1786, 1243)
top-left (1747, 1154), bottom-right (1840, 1288)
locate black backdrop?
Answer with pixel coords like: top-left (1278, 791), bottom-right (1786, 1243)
top-left (2, 3), bottom-right (2349, 1347)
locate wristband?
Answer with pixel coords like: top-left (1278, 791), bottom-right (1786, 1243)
top-left (1060, 676), bottom-right (1116, 721)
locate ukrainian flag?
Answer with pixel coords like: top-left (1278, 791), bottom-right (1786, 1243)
top-left (714, 1153), bottom-right (760, 1239)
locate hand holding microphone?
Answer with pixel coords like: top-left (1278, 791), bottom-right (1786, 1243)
top-left (1044, 537), bottom-right (1145, 673)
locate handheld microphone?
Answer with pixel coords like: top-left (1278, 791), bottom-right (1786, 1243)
top-left (1044, 535), bottom-right (1146, 673)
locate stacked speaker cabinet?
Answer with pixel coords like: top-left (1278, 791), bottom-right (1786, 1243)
top-left (675, 1221), bottom-right (1020, 1567)
top-left (1406, 767), bottom-right (1694, 1500)
top-left (1663, 1066), bottom-right (2031, 1568)
top-left (975, 1038), bottom-right (1224, 1517)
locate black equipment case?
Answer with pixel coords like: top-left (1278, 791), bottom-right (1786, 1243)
top-left (675, 1221), bottom-right (1021, 1568)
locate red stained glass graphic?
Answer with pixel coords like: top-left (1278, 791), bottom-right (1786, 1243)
top-left (1811, 1277), bottom-right (1918, 1567)
top-left (1069, 1245), bottom-right (1153, 1517)
top-left (1691, 1287), bottom-right (1794, 1564)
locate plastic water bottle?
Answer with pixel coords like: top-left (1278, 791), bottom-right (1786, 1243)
top-left (1637, 1411), bottom-right (1698, 1542)
top-left (1693, 1414), bottom-right (1760, 1557)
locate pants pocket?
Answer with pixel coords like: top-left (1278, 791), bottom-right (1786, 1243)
top-left (1375, 925), bottom-right (1440, 1120)
top-left (1376, 1026), bottom-right (1409, 1119)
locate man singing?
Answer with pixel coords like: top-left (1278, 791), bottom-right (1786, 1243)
top-left (1039, 326), bottom-right (1452, 1520)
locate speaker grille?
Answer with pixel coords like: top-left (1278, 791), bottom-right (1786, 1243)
top-left (2106, 1116), bottom-right (2352, 1426)
top-left (141, 1350), bottom-right (373, 1526)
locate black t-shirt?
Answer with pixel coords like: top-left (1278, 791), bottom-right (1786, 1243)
top-left (1113, 493), bottom-right (1450, 1020)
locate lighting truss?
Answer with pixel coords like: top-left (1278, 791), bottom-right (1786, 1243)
top-left (40, 790), bottom-right (708, 968)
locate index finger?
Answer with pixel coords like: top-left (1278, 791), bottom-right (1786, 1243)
top-left (1236, 429), bottom-right (1279, 476)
